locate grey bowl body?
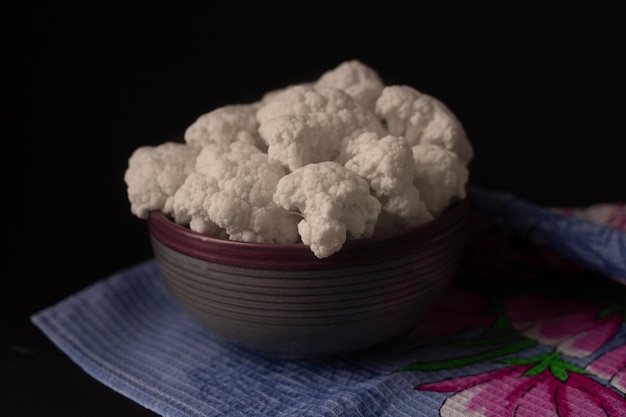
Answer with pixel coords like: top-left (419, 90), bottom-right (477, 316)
top-left (149, 198), bottom-right (469, 357)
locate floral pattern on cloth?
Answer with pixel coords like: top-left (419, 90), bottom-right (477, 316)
top-left (402, 286), bottom-right (626, 416)
top-left (396, 197), bottom-right (626, 417)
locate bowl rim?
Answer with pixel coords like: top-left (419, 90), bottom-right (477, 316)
top-left (148, 197), bottom-right (469, 270)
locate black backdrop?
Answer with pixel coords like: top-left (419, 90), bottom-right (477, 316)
top-left (5, 3), bottom-right (625, 416)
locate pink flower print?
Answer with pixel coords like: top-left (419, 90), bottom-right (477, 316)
top-left (416, 352), bottom-right (626, 416)
top-left (409, 287), bottom-right (497, 339)
top-left (502, 295), bottom-right (623, 357)
top-left (587, 344), bottom-right (626, 394)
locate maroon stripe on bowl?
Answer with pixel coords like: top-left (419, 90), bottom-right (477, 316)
top-left (148, 198), bottom-right (469, 270)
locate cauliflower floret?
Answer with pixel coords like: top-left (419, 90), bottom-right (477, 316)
top-left (257, 85), bottom-right (385, 171)
top-left (259, 83), bottom-right (313, 105)
top-left (173, 142), bottom-right (299, 244)
top-left (257, 113), bottom-right (339, 172)
top-left (273, 161), bottom-right (382, 258)
top-left (412, 143), bottom-right (468, 217)
top-left (315, 59), bottom-right (385, 111)
top-left (124, 141), bottom-right (199, 219)
top-left (171, 172), bottom-right (225, 236)
top-left (256, 85), bottom-right (351, 124)
top-left (184, 104), bottom-right (265, 151)
top-left (376, 85), bottom-right (474, 165)
top-left (194, 140), bottom-right (263, 178)
top-left (342, 132), bottom-right (433, 235)
top-left (343, 133), bottom-right (413, 196)
top-left (376, 192), bottom-right (432, 236)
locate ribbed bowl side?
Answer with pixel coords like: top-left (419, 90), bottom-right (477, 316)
top-left (149, 200), bottom-right (468, 357)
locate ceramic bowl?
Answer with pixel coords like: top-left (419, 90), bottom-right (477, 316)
top-left (148, 198), bottom-right (469, 357)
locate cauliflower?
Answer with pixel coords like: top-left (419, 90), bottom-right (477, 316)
top-left (124, 141), bottom-right (199, 219)
top-left (376, 85), bottom-right (474, 165)
top-left (412, 143), bottom-right (469, 217)
top-left (257, 85), bottom-right (385, 171)
top-left (256, 84), bottom-right (354, 124)
top-left (172, 142), bottom-right (300, 244)
top-left (184, 104), bottom-right (265, 151)
top-left (314, 59), bottom-right (384, 111)
top-left (170, 172), bottom-right (224, 236)
top-left (274, 161), bottom-right (382, 258)
top-left (342, 132), bottom-right (433, 235)
top-left (124, 60), bottom-right (473, 258)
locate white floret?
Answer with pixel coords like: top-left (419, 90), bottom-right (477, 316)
top-left (194, 141), bottom-right (264, 178)
top-left (259, 83), bottom-right (313, 105)
top-left (376, 85), bottom-right (474, 165)
top-left (256, 85), bottom-right (351, 124)
top-left (273, 161), bottom-right (382, 258)
top-left (171, 172), bottom-right (225, 236)
top-left (184, 104), bottom-right (265, 150)
top-left (257, 113), bottom-right (339, 172)
top-left (344, 133), bottom-right (414, 196)
top-left (257, 85), bottom-right (385, 171)
top-left (124, 141), bottom-right (199, 219)
top-left (315, 59), bottom-right (385, 111)
top-left (173, 142), bottom-right (300, 244)
top-left (342, 132), bottom-right (433, 235)
top-left (412, 143), bottom-right (469, 217)
top-left (376, 192), bottom-right (432, 236)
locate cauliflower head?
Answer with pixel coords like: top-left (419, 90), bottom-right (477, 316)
top-left (124, 141), bottom-right (199, 219)
top-left (314, 59), bottom-right (384, 111)
top-left (184, 104), bottom-right (265, 151)
top-left (412, 143), bottom-right (469, 217)
top-left (257, 85), bottom-right (385, 171)
top-left (173, 142), bottom-right (299, 244)
top-left (274, 161), bottom-right (382, 258)
top-left (342, 132), bottom-right (433, 235)
top-left (376, 85), bottom-right (474, 165)
top-left (170, 172), bottom-right (224, 236)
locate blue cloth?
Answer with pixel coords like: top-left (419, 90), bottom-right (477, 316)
top-left (32, 259), bottom-right (458, 417)
top-left (468, 187), bottom-right (626, 285)
top-left (32, 189), bottom-right (626, 416)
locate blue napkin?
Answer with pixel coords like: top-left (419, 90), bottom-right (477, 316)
top-left (33, 259), bottom-right (464, 417)
top-left (32, 189), bottom-right (626, 416)
top-left (468, 187), bottom-right (626, 285)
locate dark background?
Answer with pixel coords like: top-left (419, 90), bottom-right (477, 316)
top-left (5, 3), bottom-right (625, 416)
